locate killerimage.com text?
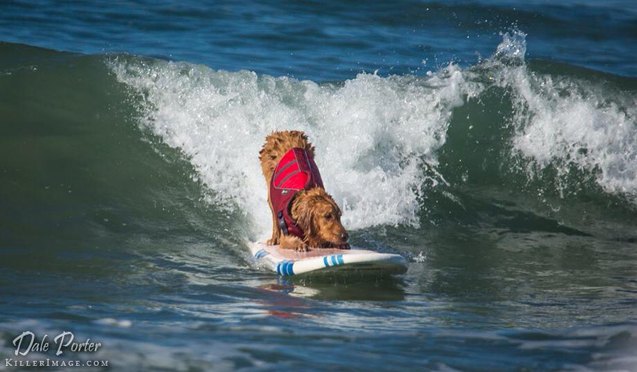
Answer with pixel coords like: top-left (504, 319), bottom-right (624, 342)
top-left (5, 331), bottom-right (109, 368)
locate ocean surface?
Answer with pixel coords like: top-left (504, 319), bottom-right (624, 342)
top-left (1, 0), bottom-right (637, 370)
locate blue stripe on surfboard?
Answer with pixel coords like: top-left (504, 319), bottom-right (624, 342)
top-left (336, 254), bottom-right (345, 265)
top-left (321, 255), bottom-right (344, 268)
top-left (254, 249), bottom-right (269, 259)
top-left (276, 261), bottom-right (295, 276)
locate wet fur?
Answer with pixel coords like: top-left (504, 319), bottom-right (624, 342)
top-left (259, 130), bottom-right (349, 251)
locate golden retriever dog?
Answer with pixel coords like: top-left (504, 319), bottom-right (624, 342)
top-left (259, 130), bottom-right (349, 251)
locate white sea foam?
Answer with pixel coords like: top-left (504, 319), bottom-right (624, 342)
top-left (111, 60), bottom-right (476, 236)
top-left (488, 32), bottom-right (637, 202)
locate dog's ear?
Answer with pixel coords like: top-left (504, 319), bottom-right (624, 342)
top-left (294, 200), bottom-right (315, 239)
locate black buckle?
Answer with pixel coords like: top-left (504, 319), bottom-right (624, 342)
top-left (277, 211), bottom-right (289, 235)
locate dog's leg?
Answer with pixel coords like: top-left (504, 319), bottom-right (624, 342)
top-left (266, 195), bottom-right (280, 246)
top-left (279, 235), bottom-right (308, 252)
top-left (267, 215), bottom-right (280, 245)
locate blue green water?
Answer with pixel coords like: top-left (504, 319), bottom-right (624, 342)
top-left (1, 1), bottom-right (636, 370)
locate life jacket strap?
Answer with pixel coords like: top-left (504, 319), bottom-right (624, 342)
top-left (277, 211), bottom-right (289, 235)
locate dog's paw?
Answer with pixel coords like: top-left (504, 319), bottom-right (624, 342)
top-left (295, 244), bottom-right (310, 252)
top-left (279, 235), bottom-right (307, 251)
top-left (266, 238), bottom-right (278, 246)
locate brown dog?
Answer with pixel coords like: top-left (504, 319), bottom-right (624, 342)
top-left (259, 130), bottom-right (349, 251)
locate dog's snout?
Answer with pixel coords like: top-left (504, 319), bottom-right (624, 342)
top-left (341, 232), bottom-right (349, 242)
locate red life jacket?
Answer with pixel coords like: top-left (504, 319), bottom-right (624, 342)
top-left (270, 147), bottom-right (324, 239)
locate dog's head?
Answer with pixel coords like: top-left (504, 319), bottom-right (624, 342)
top-left (291, 187), bottom-right (349, 248)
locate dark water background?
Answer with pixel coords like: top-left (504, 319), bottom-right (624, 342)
top-left (1, 0), bottom-right (637, 370)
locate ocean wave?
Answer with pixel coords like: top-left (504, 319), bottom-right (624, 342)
top-left (110, 57), bottom-right (479, 234)
top-left (109, 31), bottom-right (637, 237)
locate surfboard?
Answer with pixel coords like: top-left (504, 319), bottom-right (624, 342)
top-left (250, 242), bottom-right (408, 276)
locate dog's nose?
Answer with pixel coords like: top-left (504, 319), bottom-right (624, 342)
top-left (341, 232), bottom-right (349, 242)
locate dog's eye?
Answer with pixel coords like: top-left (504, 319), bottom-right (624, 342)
top-left (324, 213), bottom-right (333, 220)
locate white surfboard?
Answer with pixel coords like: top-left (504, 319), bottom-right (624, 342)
top-left (250, 242), bottom-right (408, 276)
